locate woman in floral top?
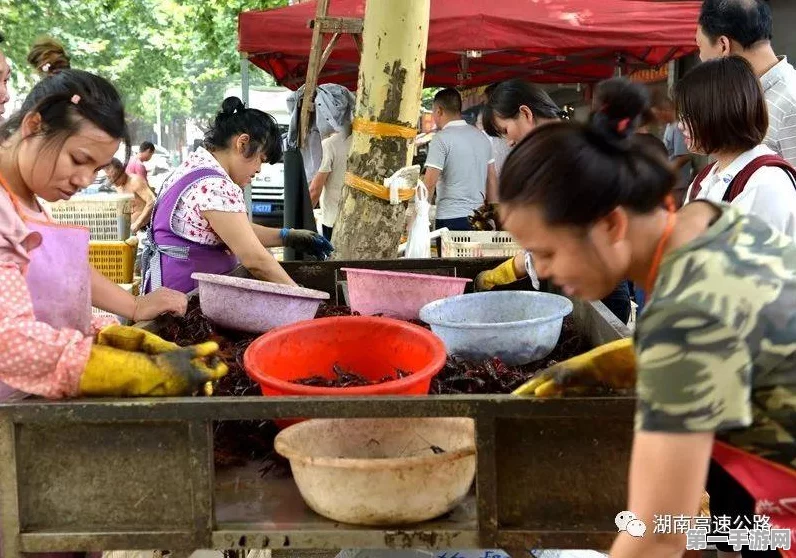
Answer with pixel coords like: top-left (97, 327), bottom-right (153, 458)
top-left (142, 96), bottom-right (333, 294)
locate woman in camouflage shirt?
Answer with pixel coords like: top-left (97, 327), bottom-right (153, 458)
top-left (498, 82), bottom-right (795, 557)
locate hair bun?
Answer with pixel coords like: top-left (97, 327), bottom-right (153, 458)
top-left (588, 77), bottom-right (652, 150)
top-left (220, 96), bottom-right (245, 117)
top-left (588, 111), bottom-right (636, 151)
top-left (27, 37), bottom-right (71, 76)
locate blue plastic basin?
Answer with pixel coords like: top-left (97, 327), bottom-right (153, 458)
top-left (419, 291), bottom-right (574, 366)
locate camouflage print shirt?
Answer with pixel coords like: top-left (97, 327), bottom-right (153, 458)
top-left (635, 203), bottom-right (796, 469)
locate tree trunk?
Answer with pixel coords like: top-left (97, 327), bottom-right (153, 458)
top-left (330, 0), bottom-right (430, 260)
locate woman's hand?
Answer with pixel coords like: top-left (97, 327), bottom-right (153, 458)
top-left (133, 288), bottom-right (188, 322)
top-left (203, 211), bottom-right (296, 285)
top-left (280, 228), bottom-right (334, 260)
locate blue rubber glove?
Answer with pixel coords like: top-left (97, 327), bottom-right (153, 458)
top-left (280, 228), bottom-right (334, 260)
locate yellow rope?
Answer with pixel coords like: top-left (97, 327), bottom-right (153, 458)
top-left (345, 172), bottom-right (415, 202)
top-left (352, 117), bottom-right (418, 139)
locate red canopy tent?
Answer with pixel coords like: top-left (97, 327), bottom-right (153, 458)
top-left (239, 0), bottom-right (701, 91)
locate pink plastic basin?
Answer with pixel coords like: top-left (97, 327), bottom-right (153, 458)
top-left (342, 268), bottom-right (471, 320)
top-left (192, 273), bottom-right (329, 334)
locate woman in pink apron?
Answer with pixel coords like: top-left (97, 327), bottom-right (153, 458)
top-left (141, 96), bottom-right (333, 295)
top-left (0, 65), bottom-right (228, 558)
top-left (496, 82), bottom-right (795, 557)
top-left (0, 68), bottom-right (226, 401)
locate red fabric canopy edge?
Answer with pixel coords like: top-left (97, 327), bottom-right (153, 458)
top-left (239, 0), bottom-right (701, 90)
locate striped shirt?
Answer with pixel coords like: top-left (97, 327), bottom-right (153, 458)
top-left (761, 56), bottom-right (796, 166)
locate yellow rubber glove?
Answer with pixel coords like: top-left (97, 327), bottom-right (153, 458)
top-left (512, 338), bottom-right (635, 397)
top-left (96, 325), bottom-right (180, 354)
top-left (79, 326), bottom-right (228, 397)
top-left (474, 257), bottom-right (517, 291)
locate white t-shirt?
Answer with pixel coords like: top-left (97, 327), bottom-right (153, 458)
top-left (685, 144), bottom-right (796, 239)
top-left (425, 120), bottom-right (494, 220)
top-left (760, 56), bottom-right (796, 166)
top-left (488, 134), bottom-right (512, 178)
top-left (317, 132), bottom-right (352, 228)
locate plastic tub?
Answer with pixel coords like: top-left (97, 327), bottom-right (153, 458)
top-left (192, 273), bottom-right (329, 334)
top-left (244, 316), bottom-right (447, 396)
top-left (419, 291), bottom-right (573, 366)
top-left (342, 267), bottom-right (471, 320)
top-left (275, 417), bottom-right (476, 526)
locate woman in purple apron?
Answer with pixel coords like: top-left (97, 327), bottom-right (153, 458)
top-left (142, 96), bottom-right (333, 295)
top-left (0, 69), bottom-right (228, 557)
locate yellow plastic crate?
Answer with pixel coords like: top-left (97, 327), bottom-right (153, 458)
top-left (89, 241), bottom-right (135, 283)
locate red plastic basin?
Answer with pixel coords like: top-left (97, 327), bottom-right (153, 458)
top-left (244, 316), bottom-right (447, 397)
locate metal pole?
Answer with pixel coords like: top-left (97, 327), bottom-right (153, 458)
top-left (241, 53), bottom-right (253, 221)
top-left (667, 60), bottom-right (677, 91)
top-left (155, 90), bottom-right (162, 146)
top-left (240, 53), bottom-right (250, 106)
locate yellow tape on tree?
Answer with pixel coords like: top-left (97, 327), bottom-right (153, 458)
top-left (352, 118), bottom-right (418, 139)
top-left (345, 172), bottom-right (415, 202)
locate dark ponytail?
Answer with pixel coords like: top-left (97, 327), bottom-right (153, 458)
top-left (204, 96), bottom-right (283, 164)
top-left (499, 77), bottom-right (675, 226)
top-left (590, 77), bottom-right (651, 150)
top-left (0, 69), bottom-right (130, 162)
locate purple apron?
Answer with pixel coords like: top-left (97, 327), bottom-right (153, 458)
top-left (142, 168), bottom-right (238, 294)
top-left (0, 180), bottom-right (97, 558)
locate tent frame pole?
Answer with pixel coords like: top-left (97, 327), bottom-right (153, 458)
top-left (298, 1), bottom-right (363, 148)
top-left (241, 52), bottom-right (253, 221)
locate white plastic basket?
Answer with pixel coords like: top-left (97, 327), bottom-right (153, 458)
top-left (46, 194), bottom-right (133, 241)
top-left (440, 230), bottom-right (524, 258)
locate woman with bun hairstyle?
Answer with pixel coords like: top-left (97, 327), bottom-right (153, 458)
top-left (500, 77), bottom-right (796, 557)
top-left (27, 36), bottom-right (71, 77)
top-left (679, 56), bottom-right (796, 240)
top-left (142, 96), bottom-right (333, 294)
top-left (475, 78), bottom-right (636, 325)
top-left (0, 69), bottom-right (226, 402)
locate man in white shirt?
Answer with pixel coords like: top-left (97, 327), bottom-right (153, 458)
top-left (309, 130), bottom-right (352, 240)
top-left (696, 0), bottom-right (796, 166)
top-left (423, 88), bottom-right (497, 231)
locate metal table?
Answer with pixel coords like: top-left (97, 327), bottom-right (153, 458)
top-left (0, 259), bottom-right (633, 557)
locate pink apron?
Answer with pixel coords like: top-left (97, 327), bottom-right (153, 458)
top-left (0, 178), bottom-right (95, 557)
top-left (0, 179), bottom-right (91, 401)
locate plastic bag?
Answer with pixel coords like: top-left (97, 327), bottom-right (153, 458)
top-left (524, 251), bottom-right (541, 290)
top-left (404, 182), bottom-right (431, 258)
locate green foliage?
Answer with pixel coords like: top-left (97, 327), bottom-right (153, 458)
top-left (0, 0), bottom-right (286, 126)
top-left (421, 87), bottom-right (442, 110)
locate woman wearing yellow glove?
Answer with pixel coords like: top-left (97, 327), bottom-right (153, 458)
top-left (475, 79), bottom-right (633, 324)
top-left (0, 69), bottom-right (226, 401)
top-left (498, 64), bottom-right (795, 558)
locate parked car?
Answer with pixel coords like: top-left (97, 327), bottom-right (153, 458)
top-left (144, 145), bottom-right (173, 178)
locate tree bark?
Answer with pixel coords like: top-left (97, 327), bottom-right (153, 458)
top-left (330, 0), bottom-right (430, 260)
